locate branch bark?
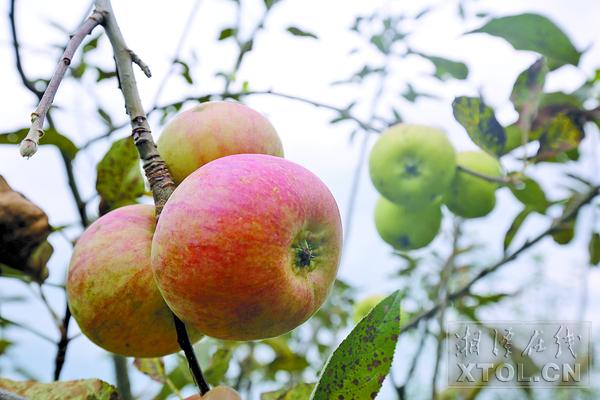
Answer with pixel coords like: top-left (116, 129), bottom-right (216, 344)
top-left (18, 9), bottom-right (105, 157)
top-left (95, 0), bottom-right (207, 394)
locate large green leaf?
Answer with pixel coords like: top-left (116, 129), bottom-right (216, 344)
top-left (452, 96), bottom-right (506, 155)
top-left (470, 13), bottom-right (581, 69)
top-left (311, 291), bottom-right (401, 400)
top-left (416, 52), bottom-right (468, 80)
top-left (511, 58), bottom-right (548, 131)
top-left (0, 378), bottom-right (119, 400)
top-left (0, 127), bottom-right (78, 160)
top-left (262, 383), bottom-right (315, 400)
top-left (96, 137), bottom-right (145, 214)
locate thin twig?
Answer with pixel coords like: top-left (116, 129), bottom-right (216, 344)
top-left (9, 0), bottom-right (90, 378)
top-left (0, 316), bottom-right (55, 343)
top-left (150, 0), bottom-right (202, 108)
top-left (53, 304), bottom-right (72, 380)
top-left (397, 184), bottom-right (600, 337)
top-left (9, 0), bottom-right (89, 226)
top-left (457, 165), bottom-right (519, 186)
top-left (128, 49), bottom-right (151, 78)
top-left (430, 221), bottom-right (461, 400)
top-left (17, 8), bottom-right (105, 157)
top-left (396, 323), bottom-right (429, 399)
top-left (152, 90), bottom-right (380, 133)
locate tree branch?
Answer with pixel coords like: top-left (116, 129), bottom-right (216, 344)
top-left (95, 0), bottom-right (175, 215)
top-left (17, 8), bottom-right (105, 157)
top-left (398, 184), bottom-right (600, 337)
top-left (95, 0), bottom-right (208, 394)
top-left (153, 89), bottom-right (380, 133)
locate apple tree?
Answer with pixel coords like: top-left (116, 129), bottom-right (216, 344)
top-left (0, 0), bottom-right (598, 399)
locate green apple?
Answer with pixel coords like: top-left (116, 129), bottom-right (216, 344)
top-left (374, 196), bottom-right (442, 250)
top-left (444, 151), bottom-right (502, 218)
top-left (369, 124), bottom-right (456, 209)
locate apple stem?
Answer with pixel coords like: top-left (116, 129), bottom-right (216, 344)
top-left (173, 314), bottom-right (211, 395)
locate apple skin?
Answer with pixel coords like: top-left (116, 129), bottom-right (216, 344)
top-left (185, 386), bottom-right (241, 400)
top-left (151, 154), bottom-right (342, 341)
top-left (374, 196), bottom-right (442, 250)
top-left (369, 124), bottom-right (456, 209)
top-left (444, 151), bottom-right (502, 218)
top-left (67, 204), bottom-right (201, 357)
top-left (157, 101), bottom-right (284, 184)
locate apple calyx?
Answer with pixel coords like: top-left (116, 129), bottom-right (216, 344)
top-left (291, 230), bottom-right (323, 272)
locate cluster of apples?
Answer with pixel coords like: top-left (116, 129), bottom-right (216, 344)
top-left (369, 124), bottom-right (502, 251)
top-left (67, 101), bottom-right (343, 358)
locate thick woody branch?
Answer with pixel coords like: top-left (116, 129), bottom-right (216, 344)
top-left (95, 0), bottom-right (175, 215)
top-left (95, 0), bottom-right (207, 394)
top-left (18, 9), bottom-right (105, 157)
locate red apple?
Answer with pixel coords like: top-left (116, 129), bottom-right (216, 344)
top-left (67, 205), bottom-right (201, 357)
top-left (151, 154), bottom-right (342, 340)
top-left (157, 101), bottom-right (284, 184)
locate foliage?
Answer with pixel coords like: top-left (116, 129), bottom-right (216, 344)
top-left (1, 1), bottom-right (599, 400)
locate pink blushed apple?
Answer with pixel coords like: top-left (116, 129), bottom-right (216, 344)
top-left (151, 154), bottom-right (343, 340)
top-left (157, 101), bottom-right (284, 184)
top-left (67, 204), bottom-right (201, 357)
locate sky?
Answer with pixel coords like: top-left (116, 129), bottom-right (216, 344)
top-left (0, 0), bottom-right (599, 398)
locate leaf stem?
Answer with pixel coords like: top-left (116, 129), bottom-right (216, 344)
top-left (457, 165), bottom-right (518, 186)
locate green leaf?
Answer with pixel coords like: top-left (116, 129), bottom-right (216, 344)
top-left (311, 291), bottom-right (401, 400)
top-left (452, 96), bottom-right (506, 155)
top-left (83, 33), bottom-right (102, 53)
top-left (0, 339), bottom-right (12, 355)
top-left (133, 358), bottom-right (165, 383)
top-left (175, 60), bottom-right (193, 84)
top-left (536, 113), bottom-right (584, 160)
top-left (96, 137), bottom-right (145, 214)
top-left (510, 177), bottom-right (549, 213)
top-left (0, 127), bottom-right (78, 160)
top-left (262, 383), bottom-right (315, 400)
top-left (204, 345), bottom-right (234, 386)
top-left (511, 58), bottom-right (548, 130)
top-left (154, 356), bottom-right (194, 400)
top-left (94, 67), bottom-right (117, 82)
top-left (589, 232), bottom-right (600, 266)
top-left (264, 0), bottom-right (280, 10)
top-left (504, 208), bottom-right (532, 251)
top-left (470, 13), bottom-right (581, 69)
top-left (286, 26), bottom-right (318, 39)
top-left (0, 378), bottom-right (119, 400)
top-left (218, 28), bottom-right (237, 40)
top-left (417, 53), bottom-right (468, 80)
